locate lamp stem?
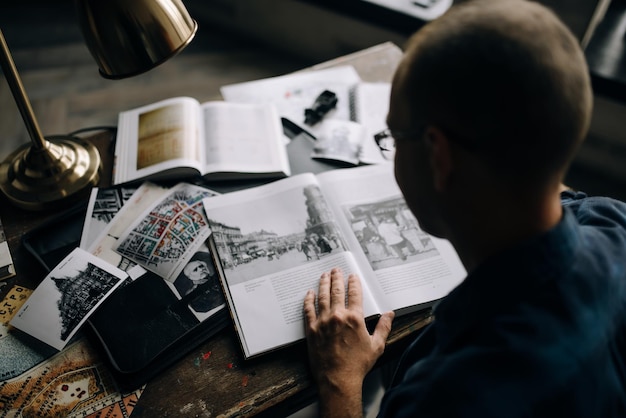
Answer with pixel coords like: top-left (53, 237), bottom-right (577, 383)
top-left (0, 29), bottom-right (47, 151)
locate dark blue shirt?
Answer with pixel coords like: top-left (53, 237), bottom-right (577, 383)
top-left (379, 191), bottom-right (626, 417)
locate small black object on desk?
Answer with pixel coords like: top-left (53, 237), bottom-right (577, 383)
top-left (304, 89), bottom-right (338, 126)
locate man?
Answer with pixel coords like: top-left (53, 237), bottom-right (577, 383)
top-left (174, 251), bottom-right (224, 312)
top-left (303, 0), bottom-right (626, 417)
top-left (376, 217), bottom-right (417, 261)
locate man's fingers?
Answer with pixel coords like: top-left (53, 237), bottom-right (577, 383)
top-left (329, 268), bottom-right (346, 308)
top-left (317, 271), bottom-right (331, 312)
top-left (307, 269), bottom-right (366, 328)
top-left (346, 273), bottom-right (363, 311)
top-left (303, 289), bottom-right (317, 331)
top-left (372, 311), bottom-right (395, 348)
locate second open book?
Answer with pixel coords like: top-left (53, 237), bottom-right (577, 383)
top-left (113, 97), bottom-right (290, 185)
top-left (202, 163), bottom-right (466, 359)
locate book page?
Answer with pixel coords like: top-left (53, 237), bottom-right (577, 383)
top-left (200, 102), bottom-right (290, 177)
top-left (220, 66), bottom-right (361, 135)
top-left (350, 82), bottom-right (392, 165)
top-left (222, 251), bottom-right (365, 358)
top-left (317, 164), bottom-right (467, 314)
top-left (201, 174), bottom-right (380, 358)
top-left (113, 97), bottom-right (204, 184)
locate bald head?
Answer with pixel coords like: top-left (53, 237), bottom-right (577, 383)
top-left (390, 0), bottom-right (592, 184)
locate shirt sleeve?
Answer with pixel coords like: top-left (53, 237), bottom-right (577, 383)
top-left (558, 191), bottom-right (626, 276)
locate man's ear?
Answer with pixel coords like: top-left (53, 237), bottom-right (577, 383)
top-left (425, 126), bottom-right (453, 192)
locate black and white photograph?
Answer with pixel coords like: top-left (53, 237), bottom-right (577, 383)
top-left (169, 243), bottom-right (225, 319)
top-left (10, 248), bottom-right (127, 351)
top-left (345, 196), bottom-right (439, 271)
top-left (0, 216), bottom-right (15, 280)
top-left (205, 184), bottom-right (347, 286)
top-left (311, 120), bottom-right (365, 166)
top-left (80, 185), bottom-right (139, 248)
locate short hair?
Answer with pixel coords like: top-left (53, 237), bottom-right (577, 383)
top-left (394, 0), bottom-right (592, 182)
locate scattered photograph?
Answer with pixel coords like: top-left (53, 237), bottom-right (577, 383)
top-left (115, 183), bottom-right (219, 281)
top-left (0, 217), bottom-right (15, 281)
top-left (80, 185), bottom-right (139, 249)
top-left (10, 248), bottom-right (127, 351)
top-left (344, 196), bottom-right (440, 271)
top-left (311, 120), bottom-right (365, 166)
top-left (167, 242), bottom-right (226, 321)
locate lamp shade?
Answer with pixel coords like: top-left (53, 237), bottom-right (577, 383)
top-left (75, 0), bottom-right (198, 79)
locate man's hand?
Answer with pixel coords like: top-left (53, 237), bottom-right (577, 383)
top-left (303, 268), bottom-right (394, 418)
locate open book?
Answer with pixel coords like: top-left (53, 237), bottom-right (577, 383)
top-left (113, 96), bottom-right (291, 185)
top-left (201, 163), bottom-right (466, 359)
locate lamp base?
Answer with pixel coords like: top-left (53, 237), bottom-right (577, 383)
top-left (0, 135), bottom-right (101, 211)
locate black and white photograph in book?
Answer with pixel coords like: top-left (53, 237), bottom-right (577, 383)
top-left (346, 196), bottom-right (438, 270)
top-left (206, 184), bottom-right (347, 286)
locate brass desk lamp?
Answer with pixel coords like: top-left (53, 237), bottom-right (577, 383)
top-left (0, 0), bottom-right (197, 210)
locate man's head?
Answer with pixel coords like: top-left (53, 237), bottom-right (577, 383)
top-left (184, 252), bottom-right (214, 283)
top-left (389, 0), bottom-right (592, 238)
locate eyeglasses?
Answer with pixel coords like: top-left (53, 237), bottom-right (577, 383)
top-left (374, 125), bottom-right (482, 160)
top-left (374, 127), bottom-right (424, 160)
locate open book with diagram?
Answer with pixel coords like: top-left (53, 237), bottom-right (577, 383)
top-left (201, 163), bottom-right (466, 359)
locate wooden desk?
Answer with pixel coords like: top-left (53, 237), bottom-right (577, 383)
top-left (0, 43), bottom-right (435, 417)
